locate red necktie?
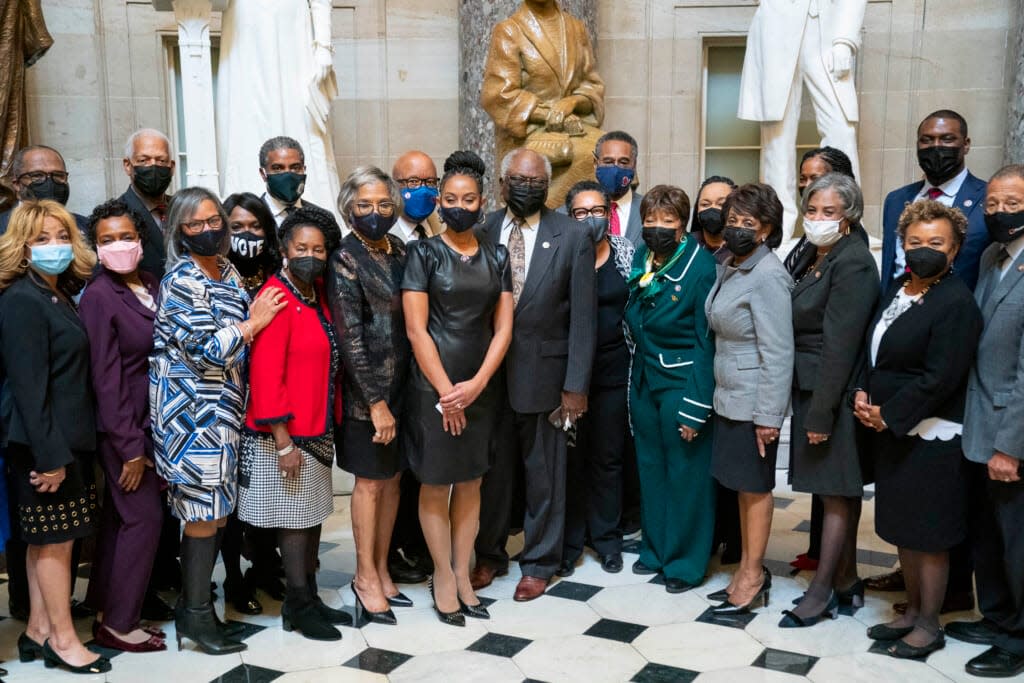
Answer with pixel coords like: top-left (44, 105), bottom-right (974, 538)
top-left (927, 187), bottom-right (943, 200)
top-left (153, 203), bottom-right (167, 226)
top-left (609, 201), bottom-right (621, 236)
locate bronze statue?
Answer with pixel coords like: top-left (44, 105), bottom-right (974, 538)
top-left (481, 0), bottom-right (605, 209)
top-left (0, 0), bottom-right (52, 210)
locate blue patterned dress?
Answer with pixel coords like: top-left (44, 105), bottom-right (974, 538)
top-left (149, 257), bottom-right (251, 521)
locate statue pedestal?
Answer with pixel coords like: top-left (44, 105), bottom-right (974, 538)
top-left (151, 0), bottom-right (225, 191)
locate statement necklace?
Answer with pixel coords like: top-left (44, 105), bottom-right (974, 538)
top-left (352, 229), bottom-right (392, 255)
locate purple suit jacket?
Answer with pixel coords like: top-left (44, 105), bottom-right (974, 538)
top-left (78, 268), bottom-right (158, 463)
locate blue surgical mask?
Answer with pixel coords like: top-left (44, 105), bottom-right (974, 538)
top-left (30, 244), bottom-right (74, 276)
top-left (401, 186), bottom-right (439, 222)
top-left (595, 165), bottom-right (635, 198)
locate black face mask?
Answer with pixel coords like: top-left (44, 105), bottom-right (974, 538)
top-left (905, 246), bottom-right (950, 278)
top-left (182, 227), bottom-right (226, 257)
top-left (438, 206), bottom-right (481, 233)
top-left (505, 183), bottom-right (547, 219)
top-left (24, 177), bottom-right (70, 204)
top-left (266, 172), bottom-right (306, 204)
top-left (697, 208), bottom-right (724, 235)
top-left (350, 211), bottom-right (397, 241)
top-left (642, 227), bottom-right (678, 256)
top-left (723, 226), bottom-right (759, 256)
top-left (228, 232), bottom-right (266, 276)
top-left (133, 165), bottom-right (173, 198)
top-left (985, 211), bottom-right (1024, 244)
top-left (917, 146), bottom-right (963, 186)
top-left (288, 256), bottom-right (326, 284)
top-left (582, 216), bottom-right (609, 243)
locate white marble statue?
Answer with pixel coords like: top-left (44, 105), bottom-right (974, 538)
top-left (216, 0), bottom-right (342, 221)
top-left (738, 0), bottom-right (866, 241)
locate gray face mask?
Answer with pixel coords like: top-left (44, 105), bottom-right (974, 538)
top-left (582, 215), bottom-right (609, 243)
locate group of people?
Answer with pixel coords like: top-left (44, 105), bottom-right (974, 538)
top-left (0, 107), bottom-right (1020, 679)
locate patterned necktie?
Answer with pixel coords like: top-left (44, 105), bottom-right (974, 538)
top-left (609, 201), bottom-right (621, 236)
top-left (927, 187), bottom-right (944, 200)
top-left (508, 218), bottom-right (526, 305)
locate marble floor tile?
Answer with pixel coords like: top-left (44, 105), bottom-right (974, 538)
top-left (588, 582), bottom-right (709, 626)
top-left (483, 593), bottom-right (601, 640)
top-left (514, 634), bottom-right (648, 683)
top-left (632, 621), bottom-right (765, 671)
top-left (630, 662), bottom-right (700, 682)
top-left (359, 606), bottom-right (488, 655)
top-left (275, 667), bottom-right (386, 682)
top-left (240, 623), bottom-right (367, 672)
top-left (583, 617), bottom-right (647, 643)
top-left (752, 648), bottom-right (819, 676)
top-left (695, 666), bottom-right (810, 682)
top-left (341, 646), bottom-right (412, 676)
top-left (745, 612), bottom-right (875, 658)
top-left (388, 649), bottom-right (524, 683)
top-left (466, 632), bottom-right (533, 658)
top-left (213, 663), bottom-right (284, 682)
top-left (807, 651), bottom-right (954, 683)
top-left (545, 579), bottom-right (603, 602)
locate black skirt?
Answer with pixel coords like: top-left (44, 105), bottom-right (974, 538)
top-left (874, 431), bottom-right (967, 552)
top-left (336, 419), bottom-right (405, 480)
top-left (8, 444), bottom-right (97, 545)
top-left (711, 415), bottom-right (779, 494)
top-left (788, 389), bottom-right (866, 497)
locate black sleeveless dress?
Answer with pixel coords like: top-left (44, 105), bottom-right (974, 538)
top-left (401, 237), bottom-right (512, 484)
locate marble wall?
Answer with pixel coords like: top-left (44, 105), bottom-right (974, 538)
top-left (23, 0), bottom-right (1020, 227)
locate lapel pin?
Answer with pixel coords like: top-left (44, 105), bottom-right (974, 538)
top-left (1018, 264), bottom-right (1024, 272)
top-left (674, 285), bottom-right (681, 291)
top-left (542, 241), bottom-right (550, 249)
top-left (671, 295), bottom-right (678, 301)
top-left (815, 271), bottom-right (822, 278)
top-left (964, 199), bottom-right (974, 207)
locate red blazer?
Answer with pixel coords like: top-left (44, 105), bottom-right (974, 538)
top-left (246, 274), bottom-right (342, 437)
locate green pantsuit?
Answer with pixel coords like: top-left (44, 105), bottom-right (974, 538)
top-left (624, 236), bottom-right (717, 584)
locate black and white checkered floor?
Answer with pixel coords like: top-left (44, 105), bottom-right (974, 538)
top-left (0, 481), bottom-right (1011, 682)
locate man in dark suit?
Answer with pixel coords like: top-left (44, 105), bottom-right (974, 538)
top-left (880, 110), bottom-right (989, 291)
top-left (0, 145), bottom-right (87, 235)
top-left (470, 148), bottom-right (597, 601)
top-left (948, 165), bottom-right (1024, 678)
top-left (869, 110), bottom-right (989, 610)
top-left (119, 128), bottom-right (173, 280)
top-left (258, 136), bottom-right (328, 230)
top-left (594, 130), bottom-right (644, 246)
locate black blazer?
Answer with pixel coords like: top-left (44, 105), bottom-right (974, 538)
top-left (861, 274), bottom-right (982, 437)
top-left (476, 208), bottom-right (596, 414)
top-left (119, 186), bottom-right (168, 280)
top-left (0, 275), bottom-right (96, 471)
top-left (791, 234), bottom-right (879, 433)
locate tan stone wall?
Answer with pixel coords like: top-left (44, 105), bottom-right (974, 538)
top-left (25, 0), bottom-right (1017, 228)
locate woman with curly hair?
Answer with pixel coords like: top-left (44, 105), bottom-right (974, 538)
top-left (0, 200), bottom-right (110, 673)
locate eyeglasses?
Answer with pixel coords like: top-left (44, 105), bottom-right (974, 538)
top-left (17, 171), bottom-right (69, 184)
top-left (571, 206), bottom-right (609, 220)
top-left (352, 201), bottom-right (396, 217)
top-left (505, 175), bottom-right (549, 190)
top-left (985, 199), bottom-right (1023, 213)
top-left (396, 176), bottom-right (439, 189)
top-left (182, 215), bottom-right (224, 234)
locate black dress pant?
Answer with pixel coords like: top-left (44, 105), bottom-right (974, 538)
top-left (563, 384), bottom-right (625, 561)
top-left (475, 400), bottom-right (523, 570)
top-left (972, 464), bottom-right (1024, 655)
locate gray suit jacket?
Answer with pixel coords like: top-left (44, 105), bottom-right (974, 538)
top-left (476, 208), bottom-right (597, 414)
top-left (963, 242), bottom-right (1024, 463)
top-left (705, 244), bottom-right (794, 428)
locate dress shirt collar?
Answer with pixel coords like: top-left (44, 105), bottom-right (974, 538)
top-left (264, 191), bottom-right (302, 219)
top-left (612, 187), bottom-right (633, 210)
top-left (391, 215), bottom-right (421, 243)
top-left (921, 166), bottom-right (969, 200)
top-left (1003, 232), bottom-right (1024, 268)
top-left (502, 209), bottom-right (541, 231)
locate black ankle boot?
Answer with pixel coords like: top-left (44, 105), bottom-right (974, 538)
top-left (308, 573), bottom-right (352, 625)
top-left (282, 588), bottom-right (341, 641)
top-left (175, 602), bottom-right (247, 654)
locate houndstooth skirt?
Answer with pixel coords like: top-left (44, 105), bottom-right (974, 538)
top-left (237, 431), bottom-right (335, 529)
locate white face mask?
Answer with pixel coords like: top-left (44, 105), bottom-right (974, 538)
top-left (802, 218), bottom-right (844, 247)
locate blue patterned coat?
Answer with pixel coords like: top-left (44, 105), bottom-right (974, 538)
top-left (149, 257), bottom-right (250, 521)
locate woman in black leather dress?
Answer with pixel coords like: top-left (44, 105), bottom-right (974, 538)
top-left (402, 151), bottom-right (514, 626)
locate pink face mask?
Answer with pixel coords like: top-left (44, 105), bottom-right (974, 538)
top-left (97, 240), bottom-right (143, 274)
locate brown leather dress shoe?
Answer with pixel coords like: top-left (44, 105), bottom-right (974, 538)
top-left (470, 564), bottom-right (508, 591)
top-left (513, 576), bottom-right (549, 602)
top-left (864, 568), bottom-right (905, 592)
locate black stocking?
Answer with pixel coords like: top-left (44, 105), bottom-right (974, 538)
top-left (220, 514), bottom-right (244, 585)
top-left (905, 550), bottom-right (948, 646)
top-left (835, 498), bottom-right (862, 590)
top-left (278, 528), bottom-right (310, 594)
top-left (887, 547), bottom-right (920, 630)
top-left (792, 495), bottom-right (854, 617)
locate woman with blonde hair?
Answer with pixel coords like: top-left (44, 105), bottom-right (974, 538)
top-left (0, 201), bottom-right (110, 673)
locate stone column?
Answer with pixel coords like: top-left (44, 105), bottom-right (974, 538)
top-left (458, 0), bottom-right (598, 183)
top-left (152, 0), bottom-right (226, 191)
top-left (1006, 0), bottom-right (1024, 164)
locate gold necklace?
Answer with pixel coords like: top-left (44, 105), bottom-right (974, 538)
top-left (904, 275), bottom-right (942, 298)
top-left (352, 229), bottom-right (392, 255)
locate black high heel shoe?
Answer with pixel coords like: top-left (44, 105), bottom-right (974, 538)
top-left (706, 588), bottom-right (730, 602)
top-left (836, 578), bottom-right (865, 607)
top-left (41, 640), bottom-right (111, 674)
top-left (385, 591), bottom-right (414, 608)
top-left (712, 567), bottom-right (771, 615)
top-left (428, 576), bottom-right (465, 627)
top-left (351, 581), bottom-right (397, 626)
top-left (459, 597), bottom-right (490, 620)
top-left (17, 632), bottom-right (44, 662)
top-left (779, 591), bottom-right (839, 628)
